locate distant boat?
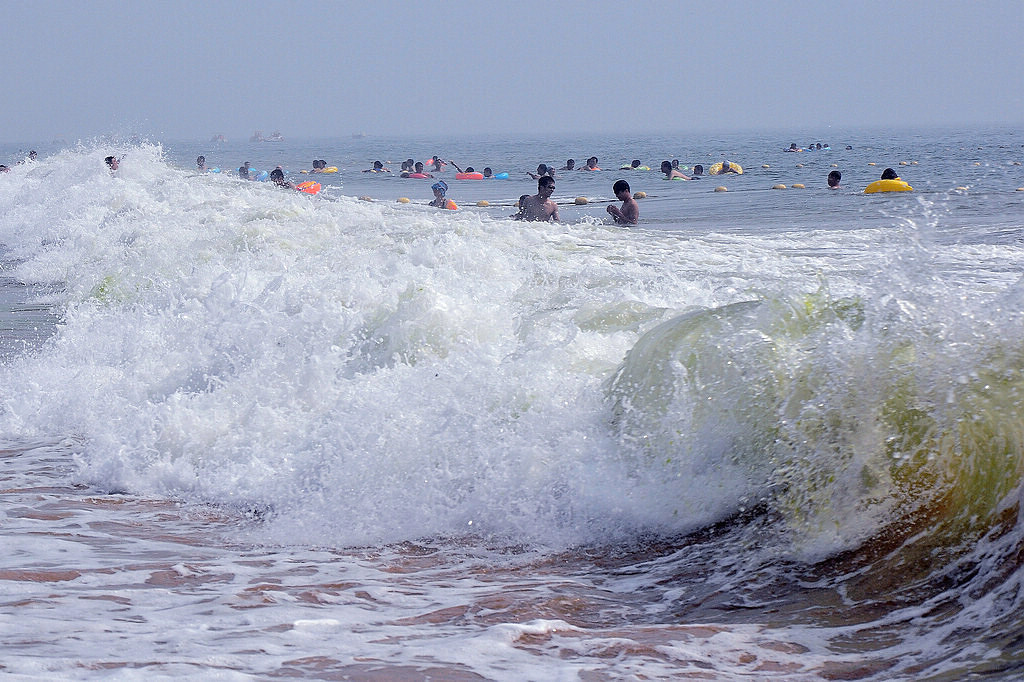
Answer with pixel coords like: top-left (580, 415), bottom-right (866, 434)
top-left (210, 134), bottom-right (226, 143)
top-left (250, 131), bottom-right (264, 142)
top-left (351, 132), bottom-right (366, 139)
top-left (266, 131), bottom-right (284, 142)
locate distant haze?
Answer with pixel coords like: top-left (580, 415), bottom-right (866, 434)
top-left (3, 1), bottom-right (1022, 143)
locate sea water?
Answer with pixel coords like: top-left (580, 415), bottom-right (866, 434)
top-left (0, 128), bottom-right (1023, 679)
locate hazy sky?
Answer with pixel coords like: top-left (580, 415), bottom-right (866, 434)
top-left (3, 1), bottom-right (1022, 143)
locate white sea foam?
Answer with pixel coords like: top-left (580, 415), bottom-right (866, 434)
top-left (1, 143), bottom-right (1023, 554)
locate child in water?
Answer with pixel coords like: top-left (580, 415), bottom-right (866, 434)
top-left (429, 181), bottom-right (457, 210)
top-left (607, 179), bottom-right (639, 225)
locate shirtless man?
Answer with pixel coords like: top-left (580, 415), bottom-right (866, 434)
top-left (606, 179), bottom-right (639, 225)
top-left (517, 176), bottom-right (559, 222)
top-left (661, 160), bottom-right (690, 180)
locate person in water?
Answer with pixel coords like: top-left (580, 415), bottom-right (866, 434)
top-left (607, 179), bottom-right (639, 225)
top-left (827, 170), bottom-right (841, 189)
top-left (105, 156), bottom-right (119, 172)
top-left (427, 156), bottom-right (445, 172)
top-left (429, 180), bottom-right (456, 209)
top-left (560, 159), bottom-right (575, 171)
top-left (511, 194), bottom-right (530, 219)
top-left (196, 155), bottom-right (206, 171)
top-left (449, 161), bottom-right (478, 174)
top-left (363, 160), bottom-right (389, 173)
top-left (881, 167), bottom-right (899, 180)
top-left (270, 167), bottom-right (295, 189)
top-left (691, 164), bottom-right (704, 176)
top-left (238, 161), bottom-right (251, 180)
top-left (661, 160), bottom-right (690, 180)
top-left (516, 176), bottom-right (559, 222)
top-left (716, 161), bottom-right (739, 174)
top-left (401, 161), bottom-right (433, 178)
top-left (581, 156), bottom-right (600, 171)
top-left (527, 163), bottom-right (553, 180)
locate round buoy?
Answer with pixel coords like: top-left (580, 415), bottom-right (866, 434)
top-left (974, 162), bottom-right (982, 166)
top-left (714, 186), bottom-right (728, 192)
top-left (831, 163), bottom-right (838, 168)
top-left (1017, 187), bottom-right (1024, 192)
top-left (633, 191), bottom-right (646, 199)
top-left (868, 162), bottom-right (877, 166)
top-left (397, 197), bottom-right (410, 203)
top-left (899, 161), bottom-right (908, 166)
top-left (762, 164), bottom-right (770, 169)
top-left (911, 161), bottom-right (919, 165)
top-left (574, 196), bottom-right (588, 205)
top-left (772, 184), bottom-right (787, 190)
top-left (955, 186), bottom-right (969, 191)
top-left (476, 200), bottom-right (490, 207)
top-left (796, 163), bottom-right (804, 168)
top-left (791, 183), bottom-right (805, 189)
top-left (359, 196), bottom-right (373, 202)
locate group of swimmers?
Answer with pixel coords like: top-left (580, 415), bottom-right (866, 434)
top-left (182, 150), bottom-right (913, 222)
top-left (507, 176), bottom-right (638, 225)
top-left (1, 150), bottom-right (38, 173)
top-left (787, 142), bottom-right (856, 152)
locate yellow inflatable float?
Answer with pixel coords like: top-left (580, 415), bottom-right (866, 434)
top-left (864, 179), bottom-right (913, 194)
top-left (708, 161), bottom-right (743, 175)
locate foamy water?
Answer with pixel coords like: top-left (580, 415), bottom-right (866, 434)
top-left (1, 132), bottom-right (1024, 678)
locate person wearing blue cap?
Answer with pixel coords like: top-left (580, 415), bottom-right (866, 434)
top-left (429, 180), bottom-right (457, 210)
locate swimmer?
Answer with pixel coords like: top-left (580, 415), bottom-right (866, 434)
top-left (527, 163), bottom-right (553, 180)
top-left (511, 194), bottom-right (529, 219)
top-left (238, 161), bottom-right (251, 180)
top-left (0, 165), bottom-right (9, 173)
top-left (196, 155), bottom-right (206, 171)
top-left (606, 179), bottom-right (639, 225)
top-left (429, 180), bottom-right (456, 210)
top-left (270, 167), bottom-right (295, 189)
top-left (516, 176), bottom-right (559, 222)
top-left (785, 143), bottom-right (801, 152)
top-left (449, 161), bottom-right (477, 174)
top-left (427, 156), bottom-right (445, 172)
top-left (661, 160), bottom-right (690, 180)
top-left (716, 161), bottom-right (739, 175)
top-left (363, 160), bottom-right (390, 173)
top-left (105, 155), bottom-right (119, 172)
top-left (691, 164), bottom-right (704, 176)
top-left (881, 167), bottom-right (899, 180)
top-left (401, 161), bottom-right (433, 178)
top-left (483, 167), bottom-right (493, 178)
top-left (827, 170), bottom-right (841, 189)
top-left (560, 159), bottom-right (575, 171)
top-left (582, 156), bottom-right (600, 171)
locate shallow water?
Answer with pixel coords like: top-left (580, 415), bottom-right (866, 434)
top-left (1, 128), bottom-right (1023, 679)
